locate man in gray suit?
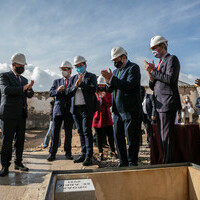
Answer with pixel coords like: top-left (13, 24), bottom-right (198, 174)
top-left (0, 53), bottom-right (34, 176)
top-left (144, 35), bottom-right (181, 163)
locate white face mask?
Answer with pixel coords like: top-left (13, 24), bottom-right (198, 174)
top-left (62, 71), bottom-right (68, 77)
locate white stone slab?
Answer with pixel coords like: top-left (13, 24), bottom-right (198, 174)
top-left (55, 179), bottom-right (96, 200)
top-left (55, 179), bottom-right (95, 193)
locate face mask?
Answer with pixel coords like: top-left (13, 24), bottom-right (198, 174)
top-left (76, 66), bottom-right (85, 74)
top-left (152, 50), bottom-right (161, 58)
top-left (114, 60), bottom-right (123, 68)
top-left (185, 99), bottom-right (189, 102)
top-left (62, 71), bottom-right (68, 77)
top-left (15, 66), bottom-right (25, 74)
top-left (98, 87), bottom-right (105, 92)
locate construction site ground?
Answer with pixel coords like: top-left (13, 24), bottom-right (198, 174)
top-left (0, 129), bottom-right (150, 200)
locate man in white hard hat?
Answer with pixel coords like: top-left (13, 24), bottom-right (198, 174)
top-left (47, 61), bottom-right (74, 161)
top-left (66, 56), bottom-right (98, 166)
top-left (0, 53), bottom-right (34, 176)
top-left (144, 35), bottom-right (181, 163)
top-left (101, 46), bottom-right (141, 167)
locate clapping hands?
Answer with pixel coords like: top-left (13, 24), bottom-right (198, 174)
top-left (24, 80), bottom-right (34, 91)
top-left (101, 68), bottom-right (112, 84)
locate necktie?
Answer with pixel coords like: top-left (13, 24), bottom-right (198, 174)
top-left (65, 79), bottom-right (69, 88)
top-left (17, 75), bottom-right (21, 85)
top-left (157, 59), bottom-right (162, 71)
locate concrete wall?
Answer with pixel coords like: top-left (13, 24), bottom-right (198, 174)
top-left (27, 92), bottom-right (52, 129)
top-left (27, 86), bottom-right (200, 129)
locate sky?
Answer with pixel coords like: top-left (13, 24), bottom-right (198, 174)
top-left (0, 0), bottom-right (200, 91)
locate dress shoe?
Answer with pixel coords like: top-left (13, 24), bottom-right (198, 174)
top-left (82, 157), bottom-right (92, 166)
top-left (110, 152), bottom-right (118, 159)
top-left (117, 163), bottom-right (128, 168)
top-left (47, 154), bottom-right (56, 162)
top-left (14, 163), bottom-right (29, 171)
top-left (99, 153), bottom-right (104, 161)
top-left (128, 162), bottom-right (138, 167)
top-left (65, 154), bottom-right (73, 160)
top-left (0, 167), bottom-right (9, 176)
top-left (73, 155), bottom-right (85, 163)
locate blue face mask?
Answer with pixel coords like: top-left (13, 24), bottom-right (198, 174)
top-left (76, 66), bottom-right (85, 74)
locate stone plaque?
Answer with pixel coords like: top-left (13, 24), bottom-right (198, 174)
top-left (55, 179), bottom-right (96, 200)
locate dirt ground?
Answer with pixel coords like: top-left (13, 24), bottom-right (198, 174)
top-left (23, 128), bottom-right (150, 166)
top-left (0, 127), bottom-right (150, 166)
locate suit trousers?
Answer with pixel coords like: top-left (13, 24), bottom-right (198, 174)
top-left (73, 105), bottom-right (93, 158)
top-left (0, 117), bottom-right (26, 168)
top-left (50, 111), bottom-right (73, 156)
top-left (157, 111), bottom-right (176, 164)
top-left (114, 112), bottom-right (140, 166)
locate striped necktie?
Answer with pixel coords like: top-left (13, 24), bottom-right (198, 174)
top-left (65, 79), bottom-right (69, 88)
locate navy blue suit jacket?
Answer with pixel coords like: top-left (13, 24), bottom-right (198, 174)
top-left (49, 78), bottom-right (71, 117)
top-left (149, 53), bottom-right (182, 112)
top-left (107, 60), bottom-right (141, 120)
top-left (0, 71), bottom-right (34, 119)
top-left (66, 72), bottom-right (98, 114)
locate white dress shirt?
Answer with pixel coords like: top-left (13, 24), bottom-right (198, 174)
top-left (74, 72), bottom-right (86, 106)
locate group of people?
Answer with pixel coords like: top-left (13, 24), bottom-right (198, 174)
top-left (1, 34), bottom-right (199, 177)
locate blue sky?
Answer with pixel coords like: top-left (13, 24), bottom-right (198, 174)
top-left (0, 0), bottom-right (200, 90)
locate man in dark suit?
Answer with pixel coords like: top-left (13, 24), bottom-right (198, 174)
top-left (140, 86), bottom-right (156, 147)
top-left (101, 46), bottom-right (141, 167)
top-left (47, 61), bottom-right (74, 161)
top-left (0, 53), bottom-right (34, 176)
top-left (66, 56), bottom-right (98, 166)
top-left (144, 35), bottom-right (181, 163)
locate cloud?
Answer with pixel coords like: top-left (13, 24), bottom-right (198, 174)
top-left (0, 63), bottom-right (11, 72)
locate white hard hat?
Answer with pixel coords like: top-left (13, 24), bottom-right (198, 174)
top-left (111, 46), bottom-right (127, 61)
top-left (97, 75), bottom-right (106, 85)
top-left (11, 53), bottom-right (27, 65)
top-left (150, 35), bottom-right (168, 49)
top-left (74, 56), bottom-right (87, 65)
top-left (60, 61), bottom-right (73, 68)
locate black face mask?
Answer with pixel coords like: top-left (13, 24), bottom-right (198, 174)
top-left (98, 87), bottom-right (105, 92)
top-left (15, 66), bottom-right (25, 74)
top-left (114, 61), bottom-right (123, 68)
